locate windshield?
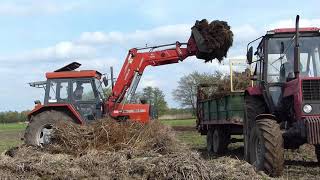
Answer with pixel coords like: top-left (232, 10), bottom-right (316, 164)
top-left (267, 36), bottom-right (320, 83)
top-left (94, 79), bottom-right (106, 99)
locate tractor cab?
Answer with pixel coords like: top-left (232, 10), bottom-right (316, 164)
top-left (247, 27), bottom-right (320, 114)
top-left (30, 62), bottom-right (107, 123)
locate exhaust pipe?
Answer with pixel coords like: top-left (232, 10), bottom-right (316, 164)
top-left (294, 15), bottom-right (300, 78)
top-left (110, 66), bottom-right (114, 89)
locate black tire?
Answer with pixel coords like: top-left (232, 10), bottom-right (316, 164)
top-left (24, 110), bottom-right (73, 146)
top-left (249, 119), bottom-right (284, 177)
top-left (212, 127), bottom-right (229, 154)
top-left (244, 95), bottom-right (265, 162)
top-left (315, 145), bottom-right (320, 163)
top-left (207, 128), bottom-right (214, 153)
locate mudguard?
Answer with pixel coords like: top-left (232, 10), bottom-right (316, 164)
top-left (28, 104), bottom-right (84, 124)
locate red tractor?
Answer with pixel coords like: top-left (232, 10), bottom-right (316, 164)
top-left (244, 15), bottom-right (320, 175)
top-left (24, 20), bottom-right (233, 146)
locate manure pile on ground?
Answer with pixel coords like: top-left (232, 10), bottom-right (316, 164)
top-left (0, 119), bottom-right (265, 179)
top-left (192, 19), bottom-right (233, 62)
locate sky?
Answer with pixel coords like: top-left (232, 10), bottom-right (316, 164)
top-left (0, 0), bottom-right (319, 111)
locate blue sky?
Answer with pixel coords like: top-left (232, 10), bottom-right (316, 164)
top-left (0, 0), bottom-right (319, 111)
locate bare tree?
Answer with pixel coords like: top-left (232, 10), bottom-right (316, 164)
top-left (172, 71), bottom-right (223, 114)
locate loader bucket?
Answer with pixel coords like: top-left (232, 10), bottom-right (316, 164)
top-left (191, 19), bottom-right (233, 62)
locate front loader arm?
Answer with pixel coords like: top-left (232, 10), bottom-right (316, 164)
top-left (108, 38), bottom-right (198, 106)
top-left (105, 19), bottom-right (233, 121)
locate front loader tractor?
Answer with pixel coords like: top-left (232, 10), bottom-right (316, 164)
top-left (25, 19), bottom-right (234, 146)
top-left (244, 15), bottom-right (320, 176)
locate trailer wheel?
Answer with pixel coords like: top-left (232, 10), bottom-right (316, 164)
top-left (249, 119), bottom-right (284, 177)
top-left (24, 110), bottom-right (73, 146)
top-left (315, 145), bottom-right (320, 163)
top-left (212, 128), bottom-right (229, 154)
top-left (207, 128), bottom-right (214, 153)
top-left (244, 95), bottom-right (265, 162)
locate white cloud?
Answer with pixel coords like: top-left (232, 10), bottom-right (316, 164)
top-left (0, 41), bottom-right (97, 64)
top-left (139, 76), bottom-right (158, 88)
top-left (78, 24), bottom-right (190, 47)
top-left (233, 24), bottom-right (259, 42)
top-left (79, 57), bottom-right (119, 71)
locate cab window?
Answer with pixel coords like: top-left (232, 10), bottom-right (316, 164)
top-left (72, 81), bottom-right (95, 101)
top-left (48, 80), bottom-right (70, 103)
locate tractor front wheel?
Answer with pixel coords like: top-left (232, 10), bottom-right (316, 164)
top-left (249, 119), bottom-right (284, 177)
top-left (24, 110), bottom-right (73, 146)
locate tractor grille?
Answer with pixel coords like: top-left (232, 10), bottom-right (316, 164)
top-left (305, 117), bottom-right (320, 144)
top-left (302, 79), bottom-right (320, 101)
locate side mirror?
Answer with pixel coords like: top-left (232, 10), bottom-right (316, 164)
top-left (102, 76), bottom-right (108, 87)
top-left (247, 46), bottom-right (253, 64)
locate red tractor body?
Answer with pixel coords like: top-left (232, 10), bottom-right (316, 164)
top-left (242, 16), bottom-right (320, 176)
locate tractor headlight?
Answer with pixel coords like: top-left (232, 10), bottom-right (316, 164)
top-left (303, 104), bottom-right (312, 113)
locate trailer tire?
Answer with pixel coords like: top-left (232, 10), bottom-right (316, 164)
top-left (212, 127), bottom-right (229, 154)
top-left (207, 128), bottom-right (214, 153)
top-left (24, 110), bottom-right (73, 146)
top-left (249, 119), bottom-right (284, 177)
top-left (244, 95), bottom-right (265, 162)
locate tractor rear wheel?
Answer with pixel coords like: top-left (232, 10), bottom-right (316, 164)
top-left (249, 119), bottom-right (284, 177)
top-left (315, 145), bottom-right (320, 163)
top-left (24, 110), bottom-right (73, 146)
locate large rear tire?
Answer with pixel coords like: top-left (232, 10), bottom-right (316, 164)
top-left (315, 145), bottom-right (320, 163)
top-left (24, 110), bottom-right (73, 146)
top-left (244, 95), bottom-right (265, 162)
top-left (249, 119), bottom-right (284, 177)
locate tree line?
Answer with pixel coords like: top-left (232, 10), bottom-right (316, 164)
top-left (0, 111), bottom-right (29, 123)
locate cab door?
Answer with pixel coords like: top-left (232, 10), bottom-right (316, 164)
top-left (71, 79), bottom-right (102, 122)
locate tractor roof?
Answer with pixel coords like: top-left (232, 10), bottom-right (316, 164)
top-left (267, 27), bottom-right (320, 34)
top-left (46, 62), bottom-right (102, 79)
top-left (46, 70), bottom-right (102, 79)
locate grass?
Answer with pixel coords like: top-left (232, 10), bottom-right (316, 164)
top-left (176, 131), bottom-right (206, 149)
top-left (0, 123), bottom-right (26, 132)
top-left (0, 123), bottom-right (26, 153)
top-left (159, 119), bottom-right (206, 149)
top-left (160, 119), bottom-right (196, 126)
